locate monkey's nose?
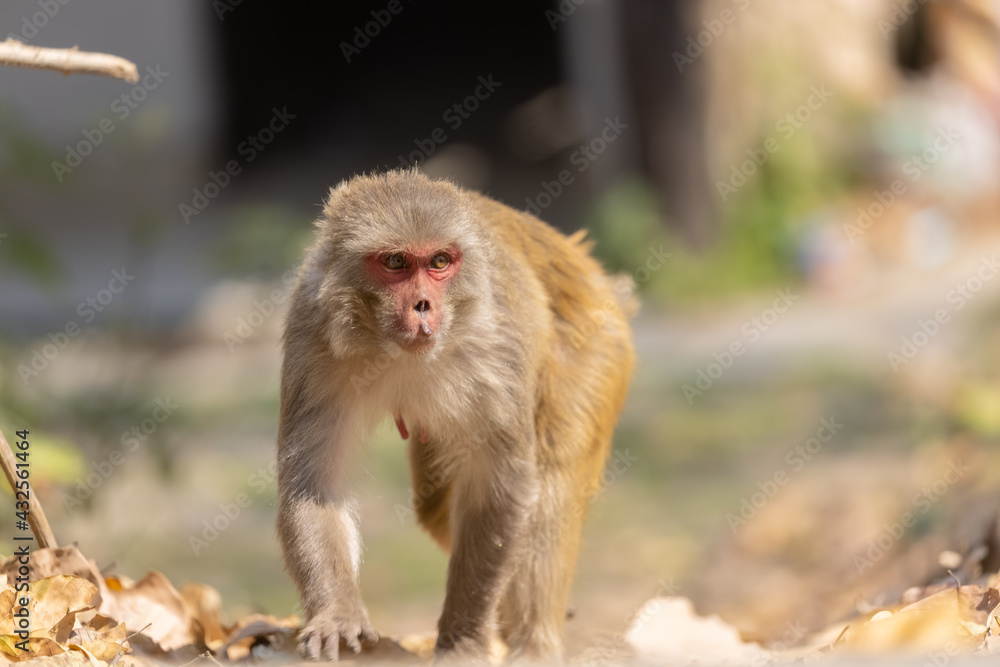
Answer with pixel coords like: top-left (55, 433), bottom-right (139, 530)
top-left (414, 300), bottom-right (432, 335)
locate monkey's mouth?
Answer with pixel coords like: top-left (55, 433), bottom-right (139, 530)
top-left (398, 335), bottom-right (436, 353)
top-left (394, 307), bottom-right (440, 353)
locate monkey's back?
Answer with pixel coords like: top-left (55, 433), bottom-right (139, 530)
top-left (469, 193), bottom-right (636, 480)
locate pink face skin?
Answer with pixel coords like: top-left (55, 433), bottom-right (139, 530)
top-left (365, 243), bottom-right (462, 352)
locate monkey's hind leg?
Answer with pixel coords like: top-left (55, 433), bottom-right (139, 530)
top-left (497, 477), bottom-right (586, 661)
top-left (407, 439), bottom-right (453, 552)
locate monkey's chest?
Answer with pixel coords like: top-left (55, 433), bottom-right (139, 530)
top-left (393, 413), bottom-right (430, 444)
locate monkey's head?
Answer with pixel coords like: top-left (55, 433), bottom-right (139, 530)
top-left (313, 171), bottom-right (488, 357)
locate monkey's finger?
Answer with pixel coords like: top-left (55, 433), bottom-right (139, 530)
top-left (344, 628), bottom-right (363, 654)
top-left (323, 633), bottom-right (340, 662)
top-left (362, 626), bottom-right (379, 644)
top-left (299, 631), bottom-right (323, 661)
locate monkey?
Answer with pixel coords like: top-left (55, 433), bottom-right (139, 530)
top-left (277, 169), bottom-right (635, 662)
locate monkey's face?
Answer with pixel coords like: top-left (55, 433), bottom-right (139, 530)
top-left (315, 172), bottom-right (485, 360)
top-left (363, 242), bottom-right (463, 353)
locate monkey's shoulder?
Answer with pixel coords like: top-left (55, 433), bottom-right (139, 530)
top-left (469, 194), bottom-right (593, 269)
top-left (473, 193), bottom-right (614, 297)
top-left (466, 193), bottom-right (629, 362)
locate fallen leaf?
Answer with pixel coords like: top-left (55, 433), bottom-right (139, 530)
top-left (179, 583), bottom-right (226, 649)
top-left (842, 586), bottom-right (989, 653)
top-left (0, 636), bottom-right (64, 661)
top-left (13, 652), bottom-right (92, 666)
top-left (625, 597), bottom-right (770, 666)
top-left (0, 576), bottom-right (96, 636)
top-left (397, 633), bottom-right (437, 661)
top-left (219, 613), bottom-right (298, 660)
top-left (69, 618), bottom-right (129, 661)
top-left (0, 546), bottom-right (106, 607)
top-left (101, 570), bottom-right (198, 652)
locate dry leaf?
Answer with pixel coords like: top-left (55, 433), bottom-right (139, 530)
top-left (101, 570), bottom-right (198, 652)
top-left (625, 597), bottom-right (770, 665)
top-left (28, 577), bottom-right (99, 632)
top-left (0, 636), bottom-right (65, 661)
top-left (0, 576), bottom-right (100, 662)
top-left (219, 613), bottom-right (299, 660)
top-left (179, 583), bottom-right (226, 649)
top-left (977, 588), bottom-right (1000, 616)
top-left (104, 575), bottom-right (135, 593)
top-left (15, 652), bottom-right (93, 666)
top-left (65, 643), bottom-right (105, 666)
top-left (0, 547), bottom-right (106, 607)
top-left (48, 612), bottom-right (78, 645)
top-left (397, 633), bottom-right (437, 661)
top-left (842, 586), bottom-right (990, 653)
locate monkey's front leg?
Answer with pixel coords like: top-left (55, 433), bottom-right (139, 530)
top-left (277, 335), bottom-right (379, 661)
top-left (435, 458), bottom-right (537, 660)
top-left (278, 490), bottom-right (377, 660)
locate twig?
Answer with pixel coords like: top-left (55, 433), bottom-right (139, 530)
top-left (110, 623), bottom-right (151, 665)
top-left (0, 428), bottom-right (58, 548)
top-left (0, 38), bottom-right (138, 83)
top-left (126, 623), bottom-right (152, 639)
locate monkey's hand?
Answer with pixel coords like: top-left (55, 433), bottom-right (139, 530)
top-left (298, 600), bottom-right (378, 661)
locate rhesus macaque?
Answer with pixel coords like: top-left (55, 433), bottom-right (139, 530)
top-left (278, 170), bottom-right (635, 662)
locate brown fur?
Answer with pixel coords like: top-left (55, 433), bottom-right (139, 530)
top-left (277, 170), bottom-right (635, 661)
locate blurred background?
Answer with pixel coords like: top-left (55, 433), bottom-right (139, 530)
top-left (1, 0), bottom-right (1000, 656)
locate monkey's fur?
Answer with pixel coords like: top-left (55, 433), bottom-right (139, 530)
top-left (278, 170), bottom-right (635, 661)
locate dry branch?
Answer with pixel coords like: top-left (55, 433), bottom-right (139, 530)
top-left (0, 428), bottom-right (58, 548)
top-left (0, 38), bottom-right (138, 83)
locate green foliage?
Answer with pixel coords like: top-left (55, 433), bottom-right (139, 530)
top-left (0, 229), bottom-right (64, 288)
top-left (0, 105), bottom-right (61, 186)
top-left (953, 382), bottom-right (1000, 437)
top-left (10, 432), bottom-right (86, 488)
top-left (587, 123), bottom-right (858, 305)
top-left (586, 179), bottom-right (666, 273)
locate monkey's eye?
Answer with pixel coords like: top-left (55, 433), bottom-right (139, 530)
top-left (382, 253), bottom-right (407, 270)
top-left (429, 253), bottom-right (450, 270)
